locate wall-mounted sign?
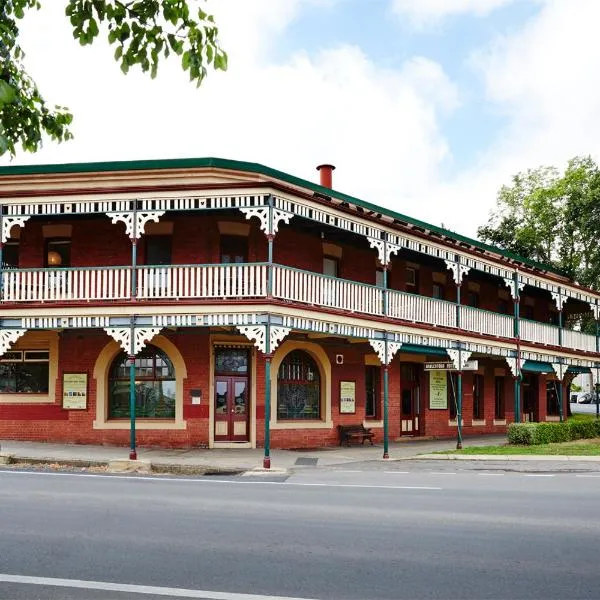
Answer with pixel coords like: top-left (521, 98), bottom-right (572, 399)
top-left (62, 373), bottom-right (88, 409)
top-left (424, 360), bottom-right (479, 371)
top-left (429, 370), bottom-right (448, 409)
top-left (340, 380), bottom-right (356, 414)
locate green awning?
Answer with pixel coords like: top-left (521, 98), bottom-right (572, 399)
top-left (521, 360), bottom-right (553, 374)
top-left (400, 344), bottom-right (449, 357)
top-left (567, 366), bottom-right (592, 375)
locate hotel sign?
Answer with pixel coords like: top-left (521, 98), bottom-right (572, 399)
top-left (424, 360), bottom-right (479, 371)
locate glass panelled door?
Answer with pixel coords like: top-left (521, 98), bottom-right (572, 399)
top-left (214, 376), bottom-right (249, 442)
top-left (400, 363), bottom-right (421, 435)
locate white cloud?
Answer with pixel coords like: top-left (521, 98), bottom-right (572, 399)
top-left (391, 0), bottom-right (520, 27)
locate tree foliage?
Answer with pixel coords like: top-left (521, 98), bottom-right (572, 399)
top-left (0, 0), bottom-right (227, 157)
top-left (478, 156), bottom-right (600, 291)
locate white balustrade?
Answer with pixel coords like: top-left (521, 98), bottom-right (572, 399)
top-left (2, 268), bottom-right (131, 302)
top-left (272, 266), bottom-right (383, 315)
top-left (460, 305), bottom-right (513, 338)
top-left (387, 290), bottom-right (455, 328)
top-left (137, 264), bottom-right (268, 299)
top-left (520, 319), bottom-right (560, 346)
top-left (562, 329), bottom-right (597, 353)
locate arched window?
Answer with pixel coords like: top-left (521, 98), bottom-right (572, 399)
top-left (108, 345), bottom-right (176, 419)
top-left (277, 350), bottom-right (320, 420)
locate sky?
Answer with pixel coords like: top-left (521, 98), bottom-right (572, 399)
top-left (2, 0), bottom-right (600, 238)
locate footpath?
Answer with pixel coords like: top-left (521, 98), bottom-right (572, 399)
top-left (2, 434), bottom-right (599, 474)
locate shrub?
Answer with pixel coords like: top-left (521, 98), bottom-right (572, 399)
top-left (508, 423), bottom-right (535, 445)
top-left (509, 419), bottom-right (600, 446)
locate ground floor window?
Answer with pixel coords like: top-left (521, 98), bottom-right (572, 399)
top-left (0, 350), bottom-right (49, 394)
top-left (365, 365), bottom-right (380, 419)
top-left (277, 350), bottom-right (320, 420)
top-left (108, 345), bottom-right (176, 418)
top-left (546, 380), bottom-right (560, 416)
top-left (495, 376), bottom-right (505, 419)
top-left (473, 374), bottom-right (484, 420)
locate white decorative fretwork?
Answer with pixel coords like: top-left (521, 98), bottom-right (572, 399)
top-left (368, 340), bottom-right (402, 365)
top-left (502, 277), bottom-right (525, 300)
top-left (239, 206), bottom-right (293, 236)
top-left (591, 304), bottom-right (600, 321)
top-left (0, 329), bottom-right (26, 357)
top-left (550, 362), bottom-right (567, 381)
top-left (237, 325), bottom-right (290, 354)
top-left (106, 210), bottom-right (165, 238)
top-left (2, 216), bottom-right (30, 244)
top-left (551, 292), bottom-right (569, 311)
top-left (444, 260), bottom-right (470, 285)
top-left (104, 327), bottom-right (162, 355)
top-left (505, 357), bottom-right (520, 378)
top-left (592, 367), bottom-right (600, 388)
top-left (446, 349), bottom-right (473, 371)
top-left (367, 238), bottom-right (400, 266)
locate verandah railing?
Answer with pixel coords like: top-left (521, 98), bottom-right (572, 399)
top-left (0, 263), bottom-right (595, 353)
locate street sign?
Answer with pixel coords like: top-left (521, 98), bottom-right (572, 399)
top-left (424, 360), bottom-right (479, 371)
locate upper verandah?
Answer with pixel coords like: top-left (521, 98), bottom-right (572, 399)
top-left (0, 155), bottom-right (574, 283)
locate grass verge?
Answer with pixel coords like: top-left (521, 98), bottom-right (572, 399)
top-left (442, 438), bottom-right (600, 456)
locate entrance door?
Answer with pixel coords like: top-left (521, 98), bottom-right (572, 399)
top-left (214, 376), bottom-right (249, 442)
top-left (400, 363), bottom-right (421, 435)
top-left (522, 374), bottom-right (538, 422)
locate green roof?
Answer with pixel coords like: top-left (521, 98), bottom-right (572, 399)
top-left (0, 156), bottom-right (564, 276)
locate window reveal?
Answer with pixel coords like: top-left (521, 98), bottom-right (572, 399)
top-left (277, 350), bottom-right (320, 420)
top-left (0, 350), bottom-right (50, 394)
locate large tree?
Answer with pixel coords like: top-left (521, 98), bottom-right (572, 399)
top-left (0, 0), bottom-right (227, 157)
top-left (478, 156), bottom-right (600, 290)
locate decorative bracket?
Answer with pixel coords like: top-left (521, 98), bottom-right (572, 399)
top-left (0, 329), bottom-right (27, 356)
top-left (237, 325), bottom-right (290, 354)
top-left (505, 357), bottom-right (520, 378)
top-left (1, 215), bottom-right (30, 244)
top-left (591, 303), bottom-right (600, 321)
top-left (551, 362), bottom-right (567, 381)
top-left (592, 366), bottom-right (600, 388)
top-left (551, 292), bottom-right (568, 311)
top-left (444, 260), bottom-right (470, 285)
top-left (368, 339), bottom-right (402, 365)
top-left (239, 206), bottom-right (293, 236)
top-left (104, 327), bottom-right (162, 355)
top-left (447, 349), bottom-right (473, 371)
top-left (367, 238), bottom-right (400, 267)
top-left (107, 210), bottom-right (165, 239)
top-left (503, 277), bottom-right (525, 300)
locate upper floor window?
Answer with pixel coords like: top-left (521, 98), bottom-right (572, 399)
top-left (376, 268), bottom-right (385, 288)
top-left (3, 240), bottom-right (19, 269)
top-left (467, 291), bottom-right (479, 308)
top-left (323, 256), bottom-right (339, 278)
top-left (498, 299), bottom-right (510, 315)
top-left (145, 235), bottom-right (172, 265)
top-left (0, 350), bottom-right (50, 394)
top-left (220, 235), bottom-right (248, 264)
top-left (45, 238), bottom-right (71, 267)
top-left (406, 267), bottom-right (419, 293)
top-left (432, 283), bottom-right (445, 300)
top-left (522, 305), bottom-right (534, 320)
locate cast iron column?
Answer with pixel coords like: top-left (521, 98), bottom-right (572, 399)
top-left (128, 351), bottom-right (137, 460)
top-left (263, 319), bottom-right (272, 469)
top-left (383, 341), bottom-right (390, 459)
top-left (456, 366), bottom-right (463, 450)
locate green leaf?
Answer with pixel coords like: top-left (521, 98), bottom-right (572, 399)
top-left (0, 81), bottom-right (17, 105)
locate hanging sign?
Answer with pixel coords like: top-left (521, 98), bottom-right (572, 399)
top-left (429, 370), bottom-right (448, 409)
top-left (62, 373), bottom-right (88, 409)
top-left (424, 360), bottom-right (479, 371)
top-left (339, 381), bottom-right (356, 414)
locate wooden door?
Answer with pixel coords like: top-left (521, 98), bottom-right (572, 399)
top-left (214, 376), bottom-right (249, 441)
top-left (400, 363), bottom-right (421, 435)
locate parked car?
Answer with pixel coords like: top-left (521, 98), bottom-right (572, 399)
top-left (579, 392), bottom-right (595, 404)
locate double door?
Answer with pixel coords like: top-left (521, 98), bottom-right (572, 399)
top-left (214, 377), bottom-right (249, 442)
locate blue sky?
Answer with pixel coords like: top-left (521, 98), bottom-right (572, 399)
top-left (3, 0), bottom-right (600, 237)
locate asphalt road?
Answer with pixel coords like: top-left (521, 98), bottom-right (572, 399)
top-left (1, 464), bottom-right (599, 600)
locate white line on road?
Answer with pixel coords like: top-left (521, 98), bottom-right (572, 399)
top-left (575, 475), bottom-right (600, 478)
top-left (428, 472), bottom-right (457, 476)
top-left (333, 470), bottom-right (363, 473)
top-left (477, 473), bottom-right (505, 476)
top-left (523, 474), bottom-right (555, 477)
top-left (384, 471), bottom-right (409, 474)
top-left (0, 574), bottom-right (319, 600)
top-left (0, 470), bottom-right (441, 490)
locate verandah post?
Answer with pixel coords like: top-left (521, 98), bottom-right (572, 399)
top-left (128, 319), bottom-right (137, 460)
top-left (383, 338), bottom-right (390, 459)
top-left (263, 318), bottom-right (272, 469)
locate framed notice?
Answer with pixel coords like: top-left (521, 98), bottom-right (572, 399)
top-left (62, 373), bottom-right (88, 409)
top-left (340, 380), bottom-right (356, 414)
top-left (429, 370), bottom-right (448, 410)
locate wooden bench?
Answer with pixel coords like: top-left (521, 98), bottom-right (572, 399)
top-left (338, 424), bottom-right (375, 447)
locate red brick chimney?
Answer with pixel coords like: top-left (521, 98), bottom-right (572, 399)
top-left (316, 164), bottom-right (335, 189)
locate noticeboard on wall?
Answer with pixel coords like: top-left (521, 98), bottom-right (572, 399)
top-left (429, 370), bottom-right (448, 410)
top-left (62, 373), bottom-right (88, 410)
top-left (339, 380), bottom-right (356, 414)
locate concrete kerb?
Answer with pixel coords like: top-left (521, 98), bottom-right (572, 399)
top-left (415, 453), bottom-right (600, 462)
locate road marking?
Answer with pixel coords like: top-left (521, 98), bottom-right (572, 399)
top-left (477, 473), bottom-right (504, 476)
top-left (523, 474), bottom-right (555, 477)
top-left (0, 470), bottom-right (441, 490)
top-left (429, 472), bottom-right (457, 476)
top-left (0, 573), bottom-right (319, 600)
top-left (575, 474), bottom-right (600, 478)
top-left (384, 471), bottom-right (409, 474)
top-left (334, 470), bottom-right (363, 473)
